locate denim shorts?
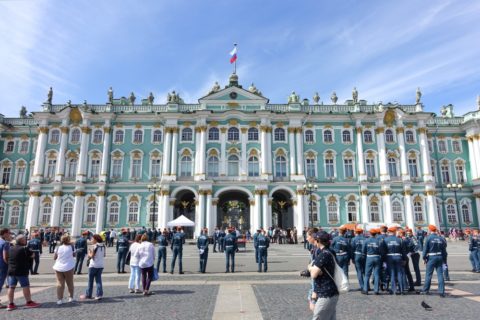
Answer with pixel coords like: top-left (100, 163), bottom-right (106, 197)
top-left (8, 275), bottom-right (30, 288)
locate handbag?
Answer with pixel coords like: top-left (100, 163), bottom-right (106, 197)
top-left (125, 251), bottom-right (131, 266)
top-left (324, 253), bottom-right (349, 294)
top-left (152, 267), bottom-right (159, 281)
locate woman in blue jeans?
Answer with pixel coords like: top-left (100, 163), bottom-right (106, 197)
top-left (80, 234), bottom-right (106, 300)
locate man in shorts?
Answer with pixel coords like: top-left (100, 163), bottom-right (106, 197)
top-left (6, 235), bottom-right (40, 311)
top-left (0, 228), bottom-right (12, 308)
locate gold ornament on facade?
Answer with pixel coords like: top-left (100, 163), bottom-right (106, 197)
top-left (180, 149), bottom-right (191, 157)
top-left (249, 121), bottom-right (257, 127)
top-left (395, 127), bottom-right (404, 134)
top-left (305, 123), bottom-right (313, 128)
top-left (29, 191), bottom-right (41, 197)
top-left (38, 127), bottom-right (49, 134)
top-left (370, 195), bottom-right (379, 202)
top-left (383, 109), bottom-right (396, 127)
top-left (260, 190), bottom-right (268, 195)
top-left (254, 189), bottom-right (263, 195)
top-left (87, 195), bottom-right (96, 202)
top-left (20, 134), bottom-right (28, 140)
top-left (97, 191), bottom-right (106, 197)
top-left (130, 195), bottom-right (139, 202)
top-left (135, 123), bottom-right (142, 129)
top-left (296, 189), bottom-right (305, 195)
top-left (356, 127), bottom-right (363, 133)
top-left (366, 151), bottom-right (375, 159)
top-left (43, 196), bottom-right (52, 203)
top-left (360, 190), bottom-right (368, 196)
top-left (60, 127), bottom-right (69, 134)
top-left (295, 127), bottom-right (303, 134)
top-left (228, 119), bottom-right (238, 126)
top-left (418, 127), bottom-right (428, 134)
top-left (380, 190), bottom-right (392, 196)
top-left (347, 195), bottom-right (356, 201)
top-left (153, 123), bottom-right (161, 128)
top-left (425, 190), bottom-right (436, 196)
top-left (74, 190), bottom-right (86, 197)
top-left (249, 149), bottom-right (258, 156)
top-left (110, 195), bottom-right (119, 202)
top-left (343, 123), bottom-right (351, 128)
top-left (103, 127), bottom-right (111, 133)
top-left (240, 127), bottom-right (247, 134)
top-left (69, 108), bottom-right (82, 124)
top-left (53, 191), bottom-right (63, 197)
top-left (275, 149), bottom-right (286, 157)
top-left (220, 127), bottom-right (227, 133)
top-left (81, 127), bottom-right (91, 134)
top-left (406, 123), bottom-right (414, 128)
top-left (228, 147), bottom-right (239, 154)
top-left (287, 127), bottom-right (296, 133)
top-left (161, 190), bottom-right (170, 196)
top-left (209, 121), bottom-right (219, 127)
top-left (403, 190), bottom-right (412, 196)
top-left (306, 150), bottom-right (316, 158)
top-left (48, 151), bottom-right (57, 159)
top-left (276, 122), bottom-right (284, 128)
top-left (324, 151), bottom-right (334, 159)
top-left (375, 127), bottom-right (385, 134)
top-left (249, 200), bottom-right (255, 206)
top-left (208, 149), bottom-right (219, 157)
top-left (115, 123), bottom-right (123, 128)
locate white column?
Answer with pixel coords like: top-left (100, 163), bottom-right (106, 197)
top-left (404, 190), bottom-right (414, 229)
top-left (25, 191), bottom-right (40, 229)
top-left (426, 191), bottom-right (439, 227)
top-left (361, 190), bottom-right (369, 223)
top-left (220, 127), bottom-right (227, 176)
top-left (199, 127), bottom-right (207, 179)
top-left (55, 126), bottom-right (69, 181)
top-left (397, 127), bottom-right (409, 181)
top-left (267, 128), bottom-right (273, 175)
top-left (76, 126), bottom-right (90, 183)
top-left (262, 192), bottom-right (269, 229)
top-left (254, 191), bottom-right (262, 229)
top-left (260, 126), bottom-right (268, 177)
top-left (249, 199), bottom-right (255, 234)
top-left (206, 191), bottom-right (213, 234)
top-left (194, 127), bottom-right (201, 176)
top-left (295, 196), bottom-right (304, 234)
top-left (32, 127), bottom-right (48, 182)
top-left (156, 193), bottom-right (164, 230)
top-left (240, 128), bottom-right (247, 179)
top-left (475, 195), bottom-right (480, 226)
top-left (96, 191), bottom-right (105, 233)
top-left (296, 191), bottom-right (306, 228)
top-left (382, 191), bottom-right (392, 224)
top-left (50, 191), bottom-right (63, 227)
top-left (196, 193), bottom-right (205, 236)
top-left (288, 127), bottom-right (296, 176)
top-left (418, 126), bottom-right (432, 182)
top-left (376, 127), bottom-right (388, 181)
top-left (162, 128), bottom-right (172, 176)
top-left (467, 136), bottom-right (478, 180)
top-left (295, 128), bottom-right (304, 175)
top-left (170, 128), bottom-right (178, 178)
top-left (356, 125), bottom-right (366, 182)
top-left (160, 193), bottom-right (170, 230)
top-left (473, 137), bottom-right (480, 180)
top-left (212, 199), bottom-right (218, 231)
top-left (71, 190), bottom-right (85, 237)
top-left (100, 126), bottom-right (111, 182)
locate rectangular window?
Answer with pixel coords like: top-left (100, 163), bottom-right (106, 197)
top-left (132, 159), bottom-right (142, 179)
top-left (151, 159), bottom-right (161, 179)
top-left (344, 159), bottom-right (353, 178)
top-left (408, 159), bottom-right (418, 178)
top-left (20, 141), bottom-right (29, 153)
top-left (2, 167), bottom-right (11, 185)
top-left (365, 159), bottom-right (375, 178)
top-left (452, 140), bottom-right (461, 153)
top-left (306, 159), bottom-right (316, 178)
top-left (455, 164), bottom-right (465, 183)
top-left (90, 159), bottom-right (100, 178)
top-left (325, 159), bottom-right (334, 178)
top-left (111, 159), bottom-right (122, 179)
top-left (46, 160), bottom-right (56, 179)
top-left (15, 167), bottom-right (25, 185)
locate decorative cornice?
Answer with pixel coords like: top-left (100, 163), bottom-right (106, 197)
top-left (53, 191), bottom-right (64, 197)
top-left (403, 190), bottom-right (412, 196)
top-left (38, 127), bottom-right (49, 134)
top-left (425, 190), bottom-right (436, 196)
top-left (81, 127), bottom-right (91, 134)
top-left (161, 190), bottom-right (170, 196)
top-left (103, 127), bottom-right (111, 133)
top-left (97, 190), bottom-right (106, 196)
top-left (73, 190), bottom-right (86, 197)
top-left (360, 190), bottom-right (368, 196)
top-left (417, 127), bottom-right (428, 134)
top-left (60, 127), bottom-right (69, 134)
top-left (29, 191), bottom-right (41, 197)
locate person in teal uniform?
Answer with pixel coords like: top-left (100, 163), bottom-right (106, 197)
top-left (27, 232), bottom-right (42, 275)
top-left (170, 227), bottom-right (185, 274)
top-left (223, 228), bottom-right (237, 273)
top-left (421, 225), bottom-right (447, 297)
top-left (116, 229), bottom-right (130, 273)
top-left (74, 231), bottom-right (89, 274)
top-left (256, 230), bottom-right (270, 272)
top-left (197, 228), bottom-right (209, 273)
top-left (156, 230), bottom-right (169, 273)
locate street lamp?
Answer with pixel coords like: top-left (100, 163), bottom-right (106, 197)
top-left (0, 184), bottom-right (10, 203)
top-left (147, 184), bottom-right (161, 230)
top-left (302, 181), bottom-right (318, 227)
top-left (446, 183), bottom-right (463, 232)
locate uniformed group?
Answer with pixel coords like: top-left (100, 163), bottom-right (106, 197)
top-left (466, 229), bottom-right (480, 273)
top-left (307, 224), bottom-right (448, 297)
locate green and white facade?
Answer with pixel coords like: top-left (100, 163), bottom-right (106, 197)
top-left (1, 74), bottom-right (480, 237)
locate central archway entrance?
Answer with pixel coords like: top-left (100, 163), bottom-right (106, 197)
top-left (173, 190), bottom-right (195, 239)
top-left (271, 190), bottom-right (294, 229)
top-left (217, 191), bottom-right (250, 232)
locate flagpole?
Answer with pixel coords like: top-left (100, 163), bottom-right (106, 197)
top-left (234, 43), bottom-right (237, 74)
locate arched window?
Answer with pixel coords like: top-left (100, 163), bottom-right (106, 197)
top-left (62, 202), bottom-right (73, 224)
top-left (208, 128), bottom-right (219, 141)
top-left (305, 130), bottom-right (314, 143)
top-left (108, 202), bottom-right (119, 224)
top-left (405, 130), bottom-right (415, 143)
top-left (180, 156), bottom-right (192, 176)
top-left (128, 202), bottom-right (139, 223)
top-left (86, 202), bottom-right (96, 223)
top-left (347, 201), bottom-right (357, 222)
top-left (462, 203), bottom-right (471, 223)
top-left (274, 128), bottom-right (285, 141)
top-left (414, 199), bottom-right (423, 222)
top-left (323, 130), bottom-right (333, 143)
top-left (5, 141), bottom-right (14, 152)
top-left (441, 162), bottom-right (450, 183)
top-left (92, 130), bottom-right (103, 144)
top-left (114, 130), bottom-right (124, 143)
top-left (452, 140), bottom-right (461, 153)
top-left (207, 156), bottom-right (219, 177)
top-left (66, 158), bottom-right (77, 180)
top-left (327, 198), bottom-right (338, 222)
top-left (181, 128), bottom-right (193, 141)
top-left (363, 130), bottom-right (373, 143)
top-left (275, 156), bottom-right (287, 177)
top-left (152, 130), bottom-right (162, 143)
top-left (248, 156), bottom-right (259, 177)
top-left (305, 158), bottom-right (316, 178)
top-left (446, 203), bottom-right (457, 223)
top-left (392, 201), bottom-right (403, 222)
top-left (10, 205), bottom-right (19, 225)
top-left (342, 130), bottom-right (351, 143)
top-left (388, 157), bottom-right (398, 178)
top-left (131, 153), bottom-right (142, 179)
top-left (370, 201), bottom-right (380, 222)
top-left (455, 161), bottom-right (465, 183)
top-left (133, 130), bottom-right (143, 144)
top-left (20, 141), bottom-right (29, 153)
top-left (385, 129), bottom-right (394, 143)
top-left (71, 128), bottom-right (81, 144)
top-left (248, 128), bottom-right (258, 141)
top-left (41, 202), bottom-right (51, 224)
top-left (50, 129), bottom-right (60, 144)
top-left (227, 155), bottom-right (239, 176)
top-left (228, 128), bottom-right (239, 141)
top-left (438, 140), bottom-right (447, 153)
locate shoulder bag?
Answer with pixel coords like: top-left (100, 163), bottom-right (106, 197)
top-left (324, 251), bottom-right (349, 294)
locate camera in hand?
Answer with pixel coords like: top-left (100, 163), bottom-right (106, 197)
top-left (300, 269), bottom-right (311, 277)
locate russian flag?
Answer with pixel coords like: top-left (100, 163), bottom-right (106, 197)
top-left (230, 45), bottom-right (237, 64)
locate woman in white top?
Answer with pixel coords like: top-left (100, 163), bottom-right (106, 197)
top-left (135, 234), bottom-right (155, 295)
top-left (53, 234), bottom-right (76, 305)
top-left (80, 234), bottom-right (106, 300)
top-left (128, 234), bottom-right (142, 293)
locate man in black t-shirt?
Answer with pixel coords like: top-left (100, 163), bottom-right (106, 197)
top-left (6, 235), bottom-right (40, 311)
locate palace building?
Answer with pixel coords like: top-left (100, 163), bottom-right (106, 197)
top-left (1, 73), bottom-right (480, 237)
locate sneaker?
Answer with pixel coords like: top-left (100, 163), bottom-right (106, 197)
top-left (25, 301), bottom-right (40, 308)
top-left (94, 296), bottom-right (103, 300)
top-left (6, 303), bottom-right (17, 311)
top-left (67, 297), bottom-right (75, 303)
top-left (129, 289), bottom-right (135, 293)
top-left (79, 294), bottom-right (93, 300)
top-left (57, 300), bottom-right (63, 305)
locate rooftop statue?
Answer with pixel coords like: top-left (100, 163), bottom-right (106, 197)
top-left (288, 91), bottom-right (299, 104)
top-left (331, 91), bottom-right (338, 104)
top-left (248, 83), bottom-right (260, 95)
top-left (47, 87), bottom-right (53, 104)
top-left (313, 92), bottom-right (320, 104)
top-left (167, 91), bottom-right (183, 104)
top-left (209, 81), bottom-right (221, 94)
top-left (66, 100), bottom-right (72, 107)
top-left (440, 104), bottom-right (454, 118)
top-left (129, 92), bottom-right (136, 105)
top-left (352, 87), bottom-right (358, 104)
top-left (20, 106), bottom-right (27, 118)
top-left (416, 87), bottom-right (422, 104)
top-left (148, 92), bottom-right (154, 105)
top-left (477, 95), bottom-right (480, 110)
top-left (108, 87), bottom-right (114, 104)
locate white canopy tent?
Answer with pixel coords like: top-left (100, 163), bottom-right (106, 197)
top-left (167, 215), bottom-right (195, 227)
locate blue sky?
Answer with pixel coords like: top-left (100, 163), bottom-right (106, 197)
top-left (1, 0), bottom-right (479, 118)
